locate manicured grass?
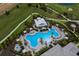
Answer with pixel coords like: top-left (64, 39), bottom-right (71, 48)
top-left (70, 4), bottom-right (79, 20)
top-left (0, 4), bottom-right (59, 41)
top-left (48, 4), bottom-right (79, 20)
top-left (1, 3), bottom-right (78, 42)
top-left (47, 4), bottom-right (68, 14)
top-left (0, 3), bottom-right (79, 56)
top-left (0, 4), bottom-right (32, 40)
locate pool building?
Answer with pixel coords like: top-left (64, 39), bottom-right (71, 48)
top-left (33, 17), bottom-right (48, 31)
top-left (34, 17), bottom-right (48, 28)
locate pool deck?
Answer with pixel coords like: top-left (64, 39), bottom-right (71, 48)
top-left (14, 17), bottom-right (65, 53)
top-left (24, 26), bottom-right (65, 50)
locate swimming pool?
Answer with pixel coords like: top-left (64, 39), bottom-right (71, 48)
top-left (25, 27), bottom-right (60, 48)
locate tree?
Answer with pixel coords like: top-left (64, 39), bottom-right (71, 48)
top-left (0, 44), bottom-right (4, 49)
top-left (63, 12), bottom-right (68, 16)
top-left (5, 10), bottom-right (10, 15)
top-left (18, 41), bottom-right (22, 46)
top-left (27, 4), bottom-right (32, 7)
top-left (36, 4), bottom-right (39, 8)
top-left (49, 44), bottom-right (53, 48)
top-left (16, 5), bottom-right (19, 8)
top-left (39, 4), bottom-right (47, 12)
top-left (21, 46), bottom-right (24, 50)
top-left (39, 38), bottom-right (44, 44)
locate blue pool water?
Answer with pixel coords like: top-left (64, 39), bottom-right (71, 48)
top-left (25, 27), bottom-right (60, 48)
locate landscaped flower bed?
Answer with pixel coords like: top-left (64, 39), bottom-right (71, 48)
top-left (57, 39), bottom-right (70, 47)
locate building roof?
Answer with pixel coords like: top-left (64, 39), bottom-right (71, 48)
top-left (34, 17), bottom-right (47, 27)
top-left (41, 42), bottom-right (79, 56)
top-left (41, 44), bottom-right (64, 56)
top-left (63, 43), bottom-right (79, 56)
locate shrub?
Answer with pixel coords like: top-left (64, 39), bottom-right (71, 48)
top-left (18, 41), bottom-right (22, 46)
top-left (16, 5), bottom-right (19, 8)
top-left (0, 44), bottom-right (4, 49)
top-left (5, 10), bottom-right (10, 15)
top-left (15, 51), bottom-right (32, 56)
top-left (58, 39), bottom-right (69, 47)
top-left (27, 4), bottom-right (32, 7)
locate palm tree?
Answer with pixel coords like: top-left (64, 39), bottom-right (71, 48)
top-left (39, 38), bottom-right (44, 45)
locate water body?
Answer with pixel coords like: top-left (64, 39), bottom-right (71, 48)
top-left (59, 3), bottom-right (76, 7)
top-left (25, 27), bottom-right (60, 48)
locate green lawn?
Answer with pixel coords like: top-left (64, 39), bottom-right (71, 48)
top-left (0, 4), bottom-right (59, 41)
top-left (70, 4), bottom-right (79, 20)
top-left (0, 3), bottom-right (79, 41)
top-left (47, 4), bottom-right (68, 14)
top-left (47, 3), bottom-right (79, 20)
top-left (0, 4), bottom-right (32, 40)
